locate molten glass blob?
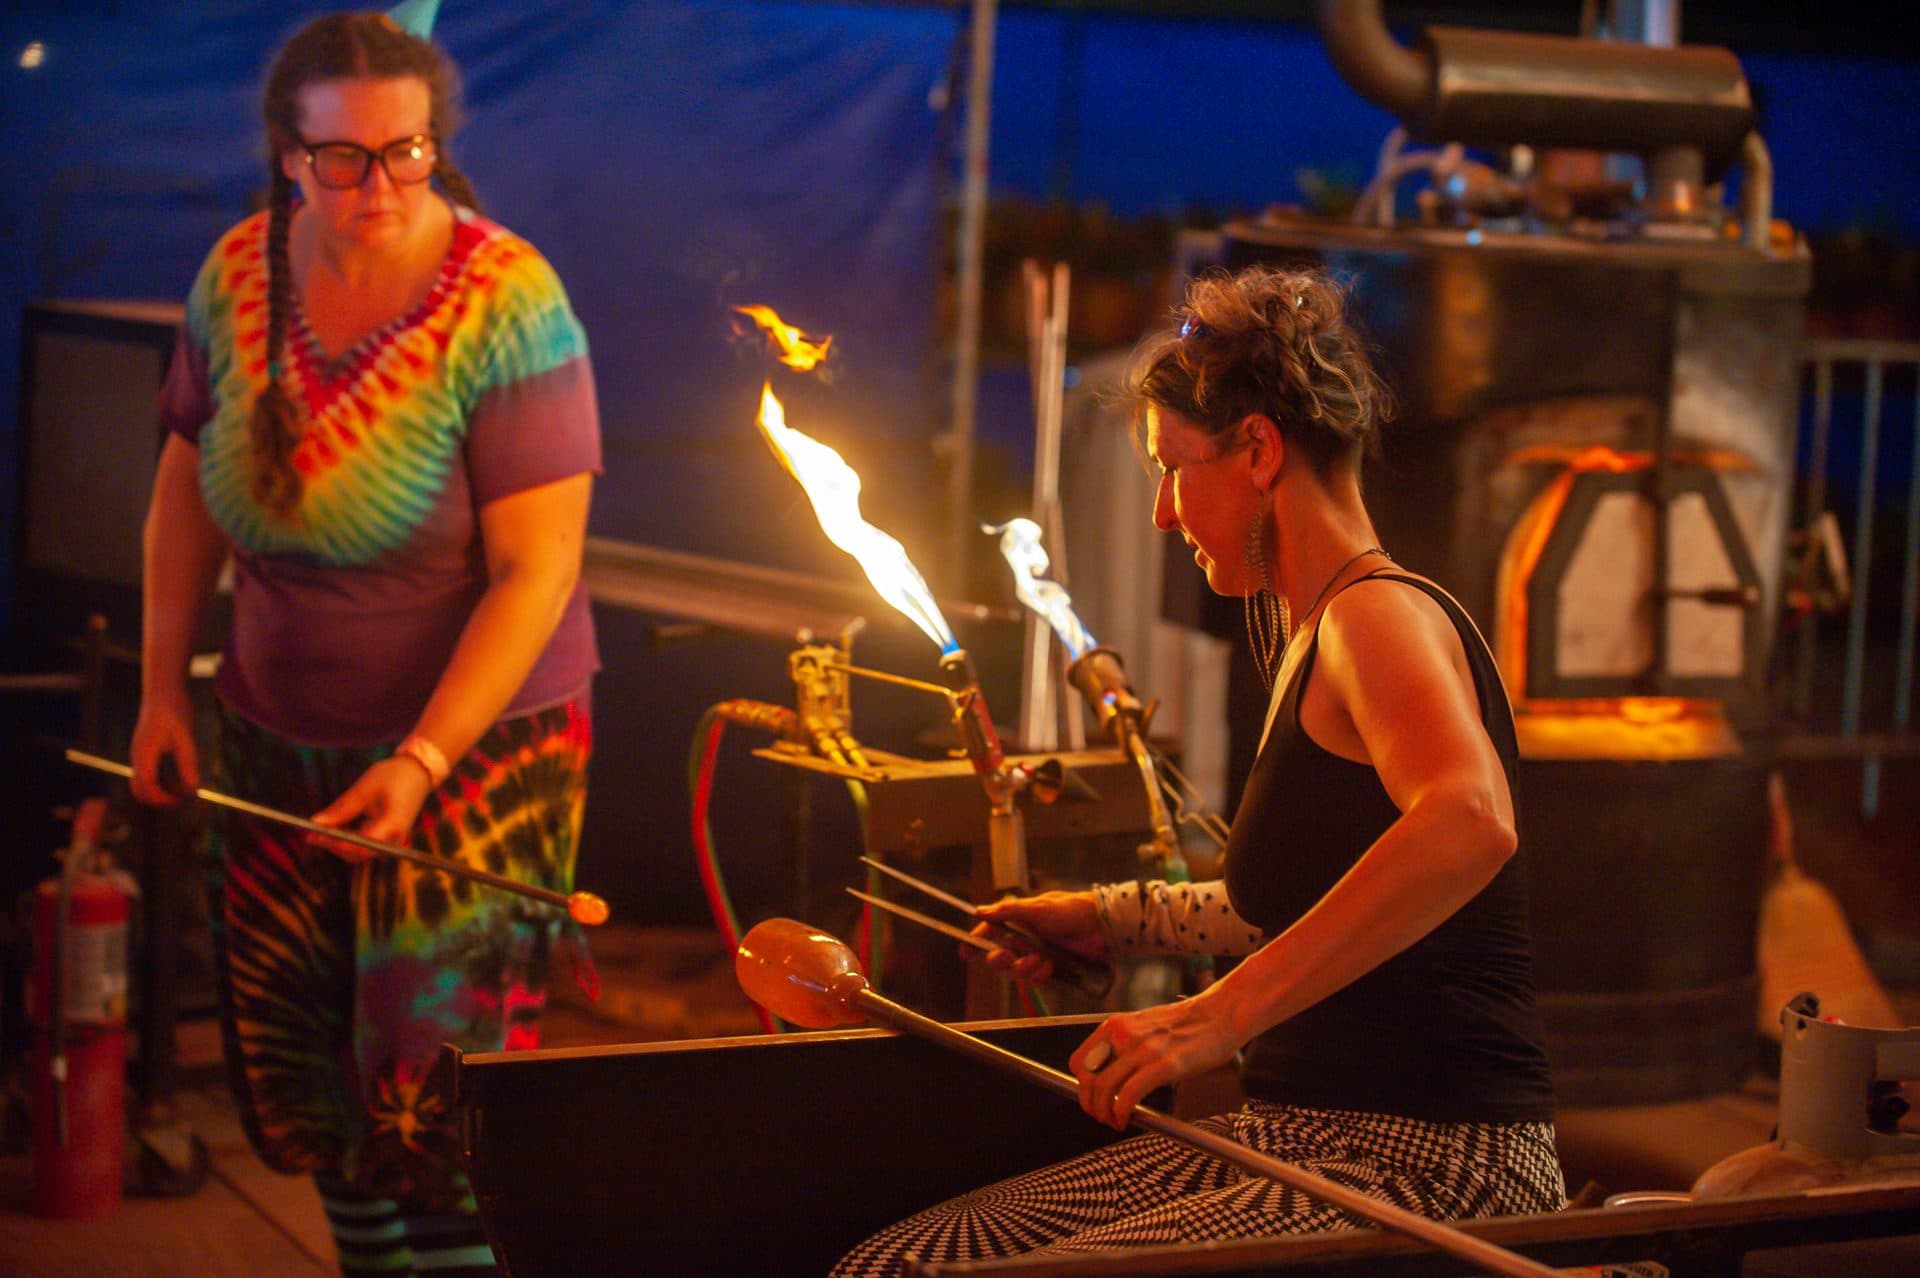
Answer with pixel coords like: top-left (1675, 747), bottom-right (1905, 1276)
top-left (567, 892), bottom-right (611, 927)
top-left (735, 918), bottom-right (870, 1029)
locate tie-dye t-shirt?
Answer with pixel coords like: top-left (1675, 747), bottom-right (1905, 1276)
top-left (159, 207), bottom-right (600, 746)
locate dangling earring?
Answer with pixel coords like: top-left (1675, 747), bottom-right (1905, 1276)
top-left (1243, 504), bottom-right (1288, 691)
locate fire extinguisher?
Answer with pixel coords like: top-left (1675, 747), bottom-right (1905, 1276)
top-left (28, 796), bottom-right (135, 1219)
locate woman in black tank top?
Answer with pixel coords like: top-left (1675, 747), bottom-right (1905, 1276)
top-left (833, 265), bottom-right (1562, 1278)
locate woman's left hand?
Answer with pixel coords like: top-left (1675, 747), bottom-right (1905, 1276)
top-left (1068, 993), bottom-right (1244, 1130)
top-left (308, 757), bottom-right (435, 861)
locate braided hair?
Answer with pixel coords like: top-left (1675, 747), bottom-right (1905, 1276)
top-left (252, 11), bottom-right (482, 518)
top-left (1129, 265), bottom-right (1392, 478)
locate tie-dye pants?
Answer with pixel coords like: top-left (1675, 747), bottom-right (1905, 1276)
top-left (206, 699), bottom-right (592, 1213)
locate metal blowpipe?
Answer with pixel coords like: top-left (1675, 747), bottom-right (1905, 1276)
top-left (735, 919), bottom-right (1570, 1278)
top-left (64, 749), bottom-right (609, 926)
top-left (854, 856), bottom-right (1114, 997)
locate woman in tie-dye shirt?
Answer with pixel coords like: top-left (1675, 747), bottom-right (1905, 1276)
top-left (131, 13), bottom-right (596, 1276)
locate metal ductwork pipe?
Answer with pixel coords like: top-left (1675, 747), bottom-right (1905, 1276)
top-left (1315, 0), bottom-right (1754, 178)
top-left (1316, 0), bottom-right (1432, 120)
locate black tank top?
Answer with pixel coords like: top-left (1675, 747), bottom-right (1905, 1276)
top-left (1223, 572), bottom-right (1555, 1123)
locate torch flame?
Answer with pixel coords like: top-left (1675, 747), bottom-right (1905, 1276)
top-left (756, 385), bottom-right (957, 653)
top-left (735, 304), bottom-right (833, 372)
top-left (986, 518), bottom-right (1097, 660)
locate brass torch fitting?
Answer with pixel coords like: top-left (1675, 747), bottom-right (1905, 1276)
top-left (789, 642), bottom-right (868, 769)
top-left (1068, 647), bottom-right (1181, 870)
top-left (1066, 646), bottom-right (1148, 739)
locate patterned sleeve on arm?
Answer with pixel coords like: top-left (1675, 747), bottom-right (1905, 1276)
top-left (1092, 879), bottom-right (1266, 958)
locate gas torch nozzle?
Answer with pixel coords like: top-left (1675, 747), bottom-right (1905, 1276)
top-left (1067, 647), bottom-right (1182, 872)
top-left (936, 649), bottom-right (1006, 777)
top-left (937, 649), bottom-right (1027, 894)
top-left (1066, 647), bottom-right (1154, 741)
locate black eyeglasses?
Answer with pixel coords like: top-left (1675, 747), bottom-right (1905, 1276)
top-left (296, 133), bottom-right (437, 190)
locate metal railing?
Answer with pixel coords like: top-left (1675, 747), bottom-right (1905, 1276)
top-left (1782, 338), bottom-right (1920, 816)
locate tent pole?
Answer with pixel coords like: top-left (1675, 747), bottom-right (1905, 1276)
top-left (945, 0), bottom-right (997, 585)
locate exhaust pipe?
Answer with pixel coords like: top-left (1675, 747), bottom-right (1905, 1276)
top-left (1315, 0), bottom-right (1752, 178)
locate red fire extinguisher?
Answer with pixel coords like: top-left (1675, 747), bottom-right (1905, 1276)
top-left (28, 796), bottom-right (135, 1219)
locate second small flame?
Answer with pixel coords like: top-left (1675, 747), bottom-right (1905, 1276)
top-left (987, 517), bottom-right (1097, 661)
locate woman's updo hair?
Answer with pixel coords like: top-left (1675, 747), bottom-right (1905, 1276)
top-left (250, 11), bottom-right (481, 519)
top-left (1129, 265), bottom-right (1392, 477)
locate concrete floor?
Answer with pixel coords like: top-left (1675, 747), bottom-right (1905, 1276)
top-left (0, 923), bottom-right (1913, 1276)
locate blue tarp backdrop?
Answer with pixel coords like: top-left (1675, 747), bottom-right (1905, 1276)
top-left (0, 0), bottom-right (958, 566)
top-left (2, 2), bottom-right (1915, 924)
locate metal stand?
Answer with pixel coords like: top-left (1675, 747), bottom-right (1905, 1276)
top-left (752, 743), bottom-right (1150, 1018)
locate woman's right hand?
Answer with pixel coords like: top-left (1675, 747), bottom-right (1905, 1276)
top-left (971, 889), bottom-right (1107, 984)
top-left (130, 691), bottom-right (200, 807)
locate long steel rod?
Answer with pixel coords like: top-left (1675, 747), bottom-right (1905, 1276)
top-left (66, 749), bottom-right (605, 922)
top-left (944, 0), bottom-right (997, 583)
top-left (848, 873), bottom-right (1114, 998)
top-left (848, 986), bottom-right (1567, 1278)
top-left (1018, 261), bottom-right (1060, 753)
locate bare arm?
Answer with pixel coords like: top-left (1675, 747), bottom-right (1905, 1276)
top-left (130, 435), bottom-right (228, 804)
top-left (311, 472), bottom-right (593, 848)
top-left (1070, 580), bottom-right (1517, 1127)
top-left (413, 471), bottom-right (593, 766)
top-left (1206, 578), bottom-right (1516, 1034)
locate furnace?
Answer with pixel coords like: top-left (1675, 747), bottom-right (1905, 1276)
top-left (1215, 1), bottom-right (1811, 1104)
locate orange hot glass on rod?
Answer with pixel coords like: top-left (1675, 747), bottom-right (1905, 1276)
top-left (65, 750), bottom-right (608, 926)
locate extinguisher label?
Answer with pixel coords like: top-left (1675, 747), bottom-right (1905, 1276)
top-left (66, 922), bottom-right (129, 1022)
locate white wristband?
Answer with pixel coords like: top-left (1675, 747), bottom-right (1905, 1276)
top-left (396, 734), bottom-right (451, 787)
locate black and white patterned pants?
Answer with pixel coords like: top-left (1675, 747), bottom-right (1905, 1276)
top-left (831, 1102), bottom-right (1565, 1277)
